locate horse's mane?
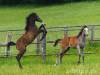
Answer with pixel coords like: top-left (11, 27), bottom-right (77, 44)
top-left (25, 17), bottom-right (31, 31)
top-left (25, 13), bottom-right (36, 31)
top-left (77, 25), bottom-right (87, 38)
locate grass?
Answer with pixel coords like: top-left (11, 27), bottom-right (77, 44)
top-left (0, 1), bottom-right (100, 75)
top-left (0, 64), bottom-right (100, 75)
top-left (0, 54), bottom-right (100, 75)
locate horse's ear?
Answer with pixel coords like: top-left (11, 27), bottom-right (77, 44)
top-left (84, 25), bottom-right (87, 27)
top-left (26, 17), bottom-right (29, 20)
top-left (82, 25), bottom-right (87, 28)
top-left (81, 25), bottom-right (84, 27)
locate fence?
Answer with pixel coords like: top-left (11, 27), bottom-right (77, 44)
top-left (0, 25), bottom-right (100, 62)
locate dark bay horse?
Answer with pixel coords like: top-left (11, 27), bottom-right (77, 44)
top-left (54, 25), bottom-right (88, 64)
top-left (8, 12), bottom-right (47, 68)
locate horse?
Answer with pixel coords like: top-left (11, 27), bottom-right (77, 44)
top-left (8, 12), bottom-right (47, 68)
top-left (54, 25), bottom-right (88, 64)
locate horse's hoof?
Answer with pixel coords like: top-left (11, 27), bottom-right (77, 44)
top-left (77, 61), bottom-right (80, 64)
top-left (54, 64), bottom-right (57, 66)
top-left (19, 65), bottom-right (23, 69)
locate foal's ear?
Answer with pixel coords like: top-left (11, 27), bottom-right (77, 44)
top-left (82, 25), bottom-right (87, 28)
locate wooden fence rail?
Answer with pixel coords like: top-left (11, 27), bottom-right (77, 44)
top-left (0, 25), bottom-right (99, 63)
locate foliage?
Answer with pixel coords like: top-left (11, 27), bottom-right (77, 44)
top-left (0, 0), bottom-right (99, 5)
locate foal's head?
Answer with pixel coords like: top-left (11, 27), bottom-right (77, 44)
top-left (27, 12), bottom-right (43, 23)
top-left (82, 25), bottom-right (89, 36)
top-left (77, 25), bottom-right (89, 38)
top-left (25, 12), bottom-right (43, 31)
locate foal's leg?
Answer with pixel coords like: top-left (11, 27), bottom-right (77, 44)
top-left (60, 47), bottom-right (70, 64)
top-left (56, 53), bottom-right (60, 65)
top-left (39, 24), bottom-right (47, 33)
top-left (16, 49), bottom-right (26, 69)
top-left (38, 25), bottom-right (47, 41)
top-left (38, 29), bottom-right (45, 41)
top-left (81, 48), bottom-right (84, 64)
top-left (77, 45), bottom-right (81, 64)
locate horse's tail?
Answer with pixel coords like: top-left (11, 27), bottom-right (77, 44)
top-left (53, 39), bottom-right (61, 47)
top-left (7, 41), bottom-right (16, 47)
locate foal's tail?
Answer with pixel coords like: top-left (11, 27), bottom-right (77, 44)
top-left (53, 39), bottom-right (61, 47)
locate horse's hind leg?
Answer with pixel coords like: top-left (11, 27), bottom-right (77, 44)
top-left (60, 47), bottom-right (70, 64)
top-left (16, 49), bottom-right (26, 69)
top-left (56, 53), bottom-right (60, 65)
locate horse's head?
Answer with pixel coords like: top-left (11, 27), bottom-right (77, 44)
top-left (83, 25), bottom-right (89, 36)
top-left (27, 12), bottom-right (43, 23)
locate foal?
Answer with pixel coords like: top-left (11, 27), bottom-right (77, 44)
top-left (8, 12), bottom-right (47, 68)
top-left (54, 25), bottom-right (88, 64)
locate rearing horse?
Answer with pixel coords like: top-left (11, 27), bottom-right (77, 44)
top-left (54, 25), bottom-right (88, 64)
top-left (8, 12), bottom-right (47, 68)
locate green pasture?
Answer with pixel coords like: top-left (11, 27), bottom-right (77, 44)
top-left (0, 1), bottom-right (100, 29)
top-left (0, 1), bottom-right (100, 75)
top-left (0, 54), bottom-right (100, 75)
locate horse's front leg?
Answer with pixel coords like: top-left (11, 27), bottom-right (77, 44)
top-left (38, 29), bottom-right (44, 41)
top-left (77, 45), bottom-right (81, 64)
top-left (39, 24), bottom-right (47, 34)
top-left (38, 25), bottom-right (47, 41)
top-left (81, 48), bottom-right (84, 64)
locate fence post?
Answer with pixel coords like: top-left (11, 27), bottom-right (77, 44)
top-left (90, 26), bottom-right (94, 44)
top-left (36, 35), bottom-right (40, 55)
top-left (5, 32), bottom-right (12, 57)
top-left (42, 36), bottom-right (46, 63)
